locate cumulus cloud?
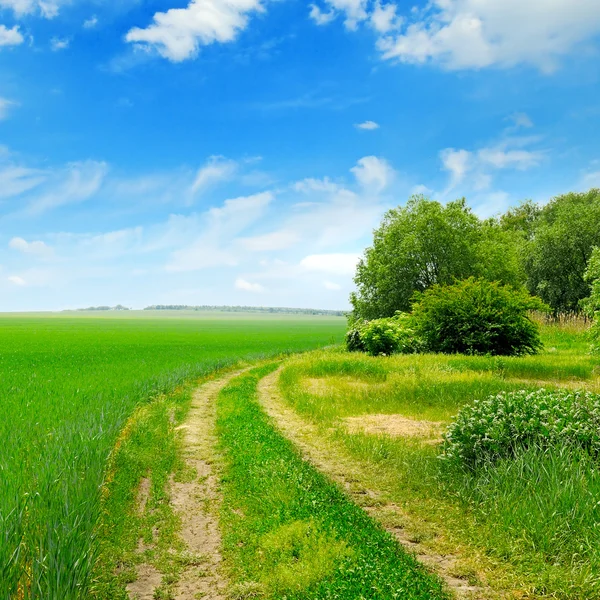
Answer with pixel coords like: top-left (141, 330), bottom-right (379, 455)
top-left (83, 15), bottom-right (98, 29)
top-left (8, 275), bottom-right (25, 286)
top-left (369, 2), bottom-right (401, 33)
top-left (440, 137), bottom-right (545, 193)
top-left (323, 280), bottom-right (342, 290)
top-left (235, 277), bottom-right (264, 292)
top-left (377, 0), bottom-right (600, 72)
top-left (126, 0), bottom-right (264, 62)
top-left (508, 112), bottom-right (534, 129)
top-left (300, 253), bottom-right (360, 275)
top-left (50, 36), bottom-right (70, 51)
top-left (355, 120), bottom-right (380, 130)
top-left (309, 3), bottom-right (335, 25)
top-left (0, 24), bottom-right (24, 46)
top-left (351, 155), bottom-right (395, 192)
top-left (309, 0), bottom-right (368, 30)
top-left (440, 148), bottom-right (471, 189)
top-left (9, 237), bottom-right (53, 257)
top-left (0, 0), bottom-right (59, 18)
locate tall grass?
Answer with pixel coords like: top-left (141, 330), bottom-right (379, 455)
top-left (277, 326), bottom-right (600, 597)
top-left (0, 314), bottom-right (344, 599)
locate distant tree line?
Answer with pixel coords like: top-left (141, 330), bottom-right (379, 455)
top-left (72, 305), bottom-right (130, 311)
top-left (144, 305), bottom-right (346, 316)
top-left (351, 189), bottom-right (600, 320)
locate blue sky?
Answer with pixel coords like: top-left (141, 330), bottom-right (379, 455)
top-left (1, 0), bottom-right (600, 311)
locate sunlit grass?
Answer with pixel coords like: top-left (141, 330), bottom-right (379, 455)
top-left (278, 324), bottom-right (600, 598)
top-left (0, 313), bottom-right (345, 599)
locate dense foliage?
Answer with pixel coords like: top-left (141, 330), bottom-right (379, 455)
top-left (584, 247), bottom-right (600, 354)
top-left (410, 278), bottom-right (545, 356)
top-left (522, 190), bottom-right (600, 314)
top-left (441, 389), bottom-right (600, 468)
top-left (350, 196), bottom-right (522, 319)
top-left (345, 313), bottom-right (423, 356)
top-left (351, 190), bottom-right (600, 320)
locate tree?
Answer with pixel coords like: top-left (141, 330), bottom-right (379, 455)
top-left (350, 196), bottom-right (522, 320)
top-left (524, 189), bottom-right (600, 314)
top-left (584, 246), bottom-right (600, 353)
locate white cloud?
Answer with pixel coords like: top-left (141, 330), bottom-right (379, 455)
top-left (370, 2), bottom-right (401, 33)
top-left (440, 148), bottom-right (471, 189)
top-left (508, 112), bottom-right (533, 129)
top-left (309, 3), bottom-right (335, 25)
top-left (0, 165), bottom-right (47, 198)
top-left (323, 280), bottom-right (341, 290)
top-left (0, 97), bottom-right (17, 120)
top-left (9, 237), bottom-right (53, 257)
top-left (439, 136), bottom-right (545, 193)
top-left (8, 275), bottom-right (25, 286)
top-left (300, 253), bottom-right (360, 275)
top-left (235, 277), bottom-right (264, 292)
top-left (0, 24), bottom-right (24, 46)
top-left (26, 160), bottom-right (108, 215)
top-left (477, 146), bottom-right (543, 170)
top-left (309, 0), bottom-right (368, 30)
top-left (166, 191), bottom-right (273, 272)
top-left (377, 0), bottom-right (600, 72)
top-left (83, 15), bottom-right (98, 29)
top-left (238, 229), bottom-right (300, 251)
top-left (50, 36), bottom-right (70, 51)
top-left (192, 155), bottom-right (237, 193)
top-left (126, 0), bottom-right (264, 62)
top-left (351, 155), bottom-right (395, 192)
top-left (355, 120), bottom-right (380, 130)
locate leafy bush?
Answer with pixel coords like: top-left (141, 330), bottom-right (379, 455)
top-left (411, 277), bottom-right (546, 356)
top-left (345, 313), bottom-right (423, 356)
top-left (584, 246), bottom-right (600, 354)
top-left (441, 388), bottom-right (600, 468)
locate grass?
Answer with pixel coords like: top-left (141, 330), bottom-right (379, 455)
top-left (216, 365), bottom-right (450, 599)
top-left (0, 313), bottom-right (344, 599)
top-left (277, 324), bottom-right (600, 598)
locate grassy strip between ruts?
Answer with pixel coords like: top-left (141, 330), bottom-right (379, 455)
top-left (216, 364), bottom-right (450, 600)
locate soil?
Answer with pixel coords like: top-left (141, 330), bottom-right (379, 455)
top-left (344, 413), bottom-right (443, 441)
top-left (258, 367), bottom-right (492, 600)
top-left (128, 370), bottom-right (244, 600)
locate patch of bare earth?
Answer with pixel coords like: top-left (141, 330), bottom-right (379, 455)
top-left (170, 372), bottom-right (246, 600)
top-left (258, 368), bottom-right (497, 600)
top-left (344, 413), bottom-right (443, 443)
top-left (127, 371), bottom-right (242, 600)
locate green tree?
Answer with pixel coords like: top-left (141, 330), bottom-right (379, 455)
top-left (524, 189), bottom-right (600, 314)
top-left (584, 246), bottom-right (600, 353)
top-left (350, 196), bottom-right (522, 319)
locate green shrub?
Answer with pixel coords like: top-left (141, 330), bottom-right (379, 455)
top-left (345, 313), bottom-right (423, 356)
top-left (441, 388), bottom-right (600, 468)
top-left (584, 246), bottom-right (600, 354)
top-left (411, 277), bottom-right (546, 356)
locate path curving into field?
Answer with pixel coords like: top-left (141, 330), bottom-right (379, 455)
top-left (129, 369), bottom-right (246, 600)
top-left (257, 367), bottom-right (490, 600)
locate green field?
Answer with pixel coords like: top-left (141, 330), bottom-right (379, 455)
top-left (278, 324), bottom-right (600, 598)
top-left (0, 312), bottom-right (345, 599)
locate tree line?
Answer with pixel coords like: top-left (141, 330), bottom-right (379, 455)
top-left (351, 189), bottom-right (600, 320)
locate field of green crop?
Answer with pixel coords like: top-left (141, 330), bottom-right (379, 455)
top-left (0, 312), bottom-right (345, 599)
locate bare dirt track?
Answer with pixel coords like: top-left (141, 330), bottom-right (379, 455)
top-left (258, 367), bottom-right (492, 600)
top-left (128, 370), bottom-right (245, 600)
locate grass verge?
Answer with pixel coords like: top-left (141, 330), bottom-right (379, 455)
top-left (216, 364), bottom-right (449, 599)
